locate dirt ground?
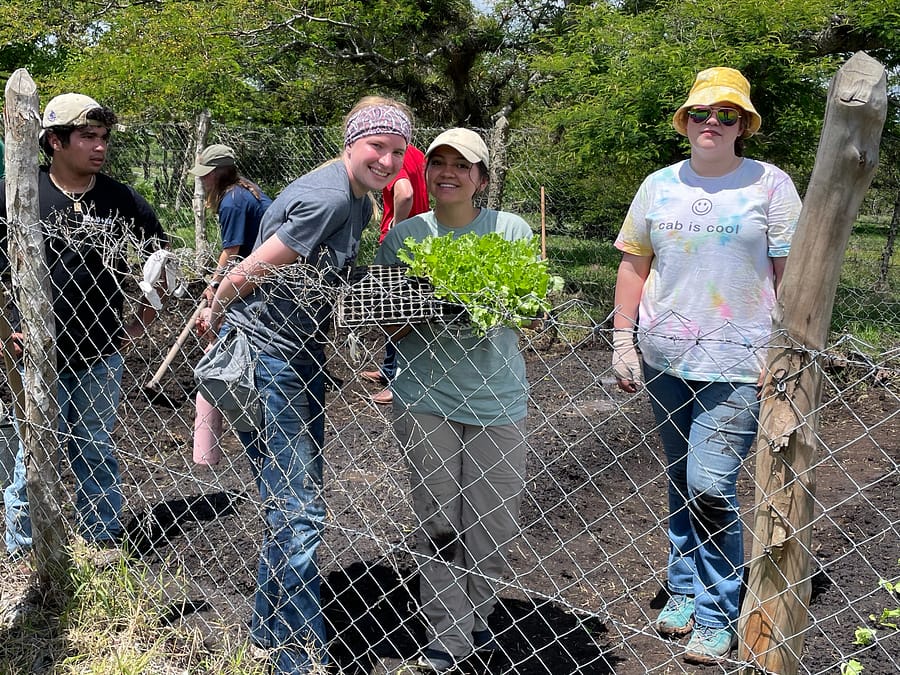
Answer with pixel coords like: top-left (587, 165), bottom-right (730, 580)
top-left (3, 293), bottom-right (899, 674)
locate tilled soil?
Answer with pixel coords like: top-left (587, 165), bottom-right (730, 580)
top-left (3, 294), bottom-right (898, 674)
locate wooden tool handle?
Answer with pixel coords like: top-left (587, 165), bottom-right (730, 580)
top-left (146, 297), bottom-right (208, 389)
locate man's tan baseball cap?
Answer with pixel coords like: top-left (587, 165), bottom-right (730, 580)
top-left (42, 93), bottom-right (103, 129)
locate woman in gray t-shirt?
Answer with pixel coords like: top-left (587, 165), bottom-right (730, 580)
top-left (198, 97), bottom-right (413, 675)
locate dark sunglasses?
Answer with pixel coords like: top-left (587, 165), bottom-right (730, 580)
top-left (686, 106), bottom-right (741, 126)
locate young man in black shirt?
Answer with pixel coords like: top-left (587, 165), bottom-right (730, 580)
top-left (1, 93), bottom-right (165, 557)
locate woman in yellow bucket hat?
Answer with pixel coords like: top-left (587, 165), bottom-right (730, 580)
top-left (611, 67), bottom-right (802, 664)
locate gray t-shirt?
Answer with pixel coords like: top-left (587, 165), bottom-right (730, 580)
top-left (375, 208), bottom-right (531, 425)
top-left (229, 161), bottom-right (371, 365)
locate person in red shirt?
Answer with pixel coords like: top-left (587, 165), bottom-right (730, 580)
top-left (361, 143), bottom-right (429, 404)
top-left (378, 144), bottom-right (428, 243)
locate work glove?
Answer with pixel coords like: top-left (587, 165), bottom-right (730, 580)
top-left (140, 250), bottom-right (187, 310)
top-left (612, 329), bottom-right (643, 388)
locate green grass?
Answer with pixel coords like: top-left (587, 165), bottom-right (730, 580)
top-left (0, 545), bottom-right (273, 674)
top-left (544, 234), bottom-right (620, 310)
top-left (833, 217), bottom-right (900, 353)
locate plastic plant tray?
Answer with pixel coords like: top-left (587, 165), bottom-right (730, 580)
top-left (336, 265), bottom-right (450, 328)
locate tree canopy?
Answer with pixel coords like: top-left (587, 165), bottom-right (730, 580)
top-left (0, 0), bottom-right (562, 127)
top-left (525, 0), bottom-right (899, 233)
top-left (1, 0), bottom-right (897, 234)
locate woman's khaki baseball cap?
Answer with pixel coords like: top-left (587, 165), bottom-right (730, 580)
top-left (189, 144), bottom-right (236, 177)
top-left (672, 67), bottom-right (762, 138)
top-left (426, 128), bottom-right (490, 168)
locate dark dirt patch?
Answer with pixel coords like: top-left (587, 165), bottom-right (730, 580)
top-left (3, 293), bottom-right (898, 674)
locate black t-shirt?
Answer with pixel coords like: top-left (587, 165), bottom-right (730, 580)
top-left (0, 167), bottom-right (164, 370)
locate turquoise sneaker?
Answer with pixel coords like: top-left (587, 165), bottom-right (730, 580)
top-left (684, 625), bottom-right (737, 664)
top-left (655, 593), bottom-right (695, 636)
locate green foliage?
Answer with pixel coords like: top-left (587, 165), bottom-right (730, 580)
top-left (848, 559), bottom-right (900, 670)
top-left (527, 0), bottom-right (899, 237)
top-left (0, 0), bottom-right (547, 128)
top-left (871, 567), bottom-right (900, 629)
top-left (841, 659), bottom-right (865, 674)
top-left (49, 1), bottom-right (271, 122)
top-left (398, 232), bottom-right (563, 334)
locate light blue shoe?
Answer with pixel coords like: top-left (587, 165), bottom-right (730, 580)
top-left (655, 593), bottom-right (695, 636)
top-left (684, 624), bottom-right (737, 664)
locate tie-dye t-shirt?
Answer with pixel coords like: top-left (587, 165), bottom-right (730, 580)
top-left (614, 158), bottom-right (801, 383)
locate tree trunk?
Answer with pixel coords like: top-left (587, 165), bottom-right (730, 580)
top-left (192, 110), bottom-right (211, 269)
top-left (739, 51), bottom-right (887, 674)
top-left (487, 115), bottom-right (509, 210)
top-left (4, 68), bottom-right (70, 582)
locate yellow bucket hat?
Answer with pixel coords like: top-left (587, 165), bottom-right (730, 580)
top-left (672, 67), bottom-right (762, 138)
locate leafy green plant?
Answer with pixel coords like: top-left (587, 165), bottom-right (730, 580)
top-left (871, 568), bottom-right (900, 629)
top-left (398, 232), bottom-right (564, 335)
top-left (849, 559), bottom-right (899, 670)
top-left (853, 626), bottom-right (876, 646)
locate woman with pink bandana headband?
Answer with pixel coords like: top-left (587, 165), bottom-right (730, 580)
top-left (196, 95), bottom-right (411, 675)
top-left (612, 67), bottom-right (801, 664)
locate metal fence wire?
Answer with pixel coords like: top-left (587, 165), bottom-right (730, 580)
top-left (0, 122), bottom-right (898, 675)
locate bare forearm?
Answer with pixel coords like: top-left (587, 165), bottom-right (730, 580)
top-left (613, 254), bottom-right (652, 330)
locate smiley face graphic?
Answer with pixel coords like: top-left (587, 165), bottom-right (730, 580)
top-left (692, 199), bottom-right (712, 216)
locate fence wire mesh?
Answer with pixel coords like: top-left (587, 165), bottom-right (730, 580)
top-left (1, 254), bottom-right (898, 674)
top-left (0, 122), bottom-right (898, 675)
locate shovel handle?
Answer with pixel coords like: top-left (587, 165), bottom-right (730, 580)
top-left (146, 298), bottom-right (208, 389)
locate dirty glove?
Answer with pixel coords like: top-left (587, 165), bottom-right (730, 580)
top-left (612, 329), bottom-right (643, 388)
top-left (139, 250), bottom-right (187, 310)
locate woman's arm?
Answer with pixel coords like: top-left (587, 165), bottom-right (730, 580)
top-left (613, 253), bottom-right (652, 330)
top-left (612, 253), bottom-right (652, 392)
top-left (204, 244), bottom-right (242, 302)
top-left (201, 233), bottom-right (300, 336)
top-left (772, 256), bottom-right (787, 297)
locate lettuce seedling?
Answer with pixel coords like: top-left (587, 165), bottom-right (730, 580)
top-left (398, 232), bottom-right (563, 335)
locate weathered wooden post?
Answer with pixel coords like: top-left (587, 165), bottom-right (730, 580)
top-left (192, 109), bottom-right (211, 269)
top-left (4, 69), bottom-right (70, 581)
top-left (738, 52), bottom-right (887, 674)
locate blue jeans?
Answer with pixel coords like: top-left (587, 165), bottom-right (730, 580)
top-left (245, 351), bottom-right (327, 674)
top-left (4, 352), bottom-right (124, 556)
top-left (643, 363), bottom-right (759, 630)
top-left (379, 340), bottom-right (397, 381)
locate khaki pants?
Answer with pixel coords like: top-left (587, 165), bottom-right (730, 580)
top-left (394, 410), bottom-right (527, 659)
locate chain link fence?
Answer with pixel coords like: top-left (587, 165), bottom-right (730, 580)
top-left (0, 121), bottom-right (898, 674)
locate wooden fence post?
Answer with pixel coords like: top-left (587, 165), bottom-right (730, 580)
top-left (192, 109), bottom-right (211, 269)
top-left (3, 69), bottom-right (70, 582)
top-left (738, 52), bottom-right (887, 674)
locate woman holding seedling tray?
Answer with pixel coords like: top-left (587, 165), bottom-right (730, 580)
top-left (375, 127), bottom-right (557, 673)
